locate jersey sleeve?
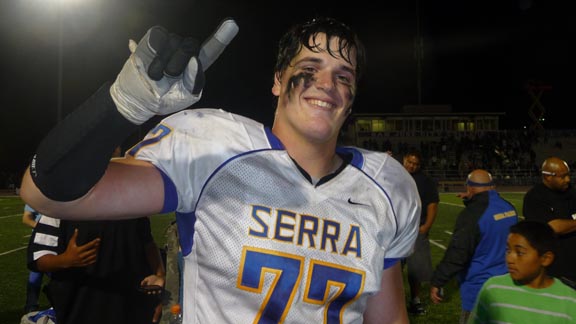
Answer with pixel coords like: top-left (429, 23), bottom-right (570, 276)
top-left (24, 204), bottom-right (35, 213)
top-left (27, 216), bottom-right (62, 271)
top-left (367, 152), bottom-right (421, 263)
top-left (128, 108), bottom-right (269, 213)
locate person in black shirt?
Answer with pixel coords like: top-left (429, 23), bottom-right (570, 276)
top-left (27, 216), bottom-right (165, 324)
top-left (402, 150), bottom-right (439, 315)
top-left (26, 148), bottom-right (166, 324)
top-left (523, 156), bottom-right (576, 288)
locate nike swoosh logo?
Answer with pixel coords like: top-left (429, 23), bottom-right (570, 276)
top-left (347, 198), bottom-right (367, 206)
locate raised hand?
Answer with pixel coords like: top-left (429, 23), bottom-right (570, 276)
top-left (111, 19), bottom-right (239, 125)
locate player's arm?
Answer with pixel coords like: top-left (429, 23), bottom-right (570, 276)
top-left (22, 210), bottom-right (37, 228)
top-left (21, 157), bottom-right (165, 220)
top-left (363, 262), bottom-right (409, 324)
top-left (20, 21), bottom-right (238, 219)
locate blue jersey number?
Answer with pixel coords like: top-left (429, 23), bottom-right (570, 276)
top-left (238, 247), bottom-right (365, 324)
top-left (127, 124), bottom-right (172, 157)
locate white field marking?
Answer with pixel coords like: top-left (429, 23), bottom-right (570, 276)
top-left (0, 214), bottom-right (20, 219)
top-left (429, 239), bottom-right (447, 250)
top-left (0, 233), bottom-right (31, 256)
top-left (498, 195), bottom-right (524, 206)
top-left (0, 245), bottom-right (26, 256)
top-left (440, 202), bottom-right (464, 208)
top-left (436, 201), bottom-right (458, 250)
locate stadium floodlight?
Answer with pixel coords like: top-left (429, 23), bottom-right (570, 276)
top-left (23, 0), bottom-right (98, 122)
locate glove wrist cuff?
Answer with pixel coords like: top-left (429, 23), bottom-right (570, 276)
top-left (110, 81), bottom-right (154, 125)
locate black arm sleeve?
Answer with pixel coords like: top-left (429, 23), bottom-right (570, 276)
top-left (30, 82), bottom-right (138, 201)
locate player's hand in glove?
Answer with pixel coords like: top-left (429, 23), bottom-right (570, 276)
top-left (111, 19), bottom-right (239, 125)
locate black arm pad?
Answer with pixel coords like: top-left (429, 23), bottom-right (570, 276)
top-left (30, 82), bottom-right (139, 201)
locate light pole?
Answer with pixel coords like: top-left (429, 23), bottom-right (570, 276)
top-left (415, 0), bottom-right (423, 105)
top-left (57, 0), bottom-right (63, 122)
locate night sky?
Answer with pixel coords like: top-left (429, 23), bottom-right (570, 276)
top-left (0, 0), bottom-right (571, 174)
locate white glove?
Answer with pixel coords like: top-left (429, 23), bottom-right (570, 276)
top-left (111, 19), bottom-right (239, 125)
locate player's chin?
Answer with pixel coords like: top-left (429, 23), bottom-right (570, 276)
top-left (509, 272), bottom-right (523, 282)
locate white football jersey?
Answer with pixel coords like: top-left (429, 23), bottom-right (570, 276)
top-left (130, 108), bottom-right (420, 324)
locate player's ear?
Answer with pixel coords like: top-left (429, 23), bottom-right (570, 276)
top-left (272, 72), bottom-right (282, 96)
top-left (541, 251), bottom-right (554, 267)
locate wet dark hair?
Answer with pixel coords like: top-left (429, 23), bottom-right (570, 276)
top-left (274, 17), bottom-right (366, 85)
top-left (510, 221), bottom-right (558, 256)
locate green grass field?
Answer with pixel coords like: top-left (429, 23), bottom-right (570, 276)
top-left (0, 192), bottom-right (525, 324)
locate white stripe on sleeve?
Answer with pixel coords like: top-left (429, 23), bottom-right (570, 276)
top-left (33, 250), bottom-right (57, 261)
top-left (34, 233), bottom-right (59, 247)
top-left (38, 216), bottom-right (60, 227)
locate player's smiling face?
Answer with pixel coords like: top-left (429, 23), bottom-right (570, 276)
top-left (272, 33), bottom-right (357, 144)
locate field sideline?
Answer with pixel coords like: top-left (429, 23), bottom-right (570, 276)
top-left (0, 192), bottom-right (526, 324)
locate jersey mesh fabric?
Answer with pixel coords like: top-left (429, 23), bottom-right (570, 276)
top-left (135, 108), bottom-right (421, 323)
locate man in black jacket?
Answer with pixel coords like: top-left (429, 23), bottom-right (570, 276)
top-left (430, 169), bottom-right (518, 324)
top-left (523, 156), bottom-right (576, 289)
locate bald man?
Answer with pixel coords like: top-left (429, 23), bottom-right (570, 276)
top-left (523, 157), bottom-right (576, 288)
top-left (430, 169), bottom-right (519, 324)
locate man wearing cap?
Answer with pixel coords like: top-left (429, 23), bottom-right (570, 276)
top-left (523, 156), bottom-right (576, 289)
top-left (429, 169), bottom-right (518, 324)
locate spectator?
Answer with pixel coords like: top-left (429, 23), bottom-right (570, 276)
top-left (20, 17), bottom-right (421, 323)
top-left (523, 156), bottom-right (576, 289)
top-left (22, 204), bottom-right (44, 313)
top-left (160, 220), bottom-right (183, 324)
top-left (28, 215), bottom-right (165, 324)
top-left (26, 147), bottom-right (165, 324)
top-left (469, 221), bottom-right (576, 323)
top-left (430, 169), bottom-right (518, 324)
top-left (402, 150), bottom-right (439, 315)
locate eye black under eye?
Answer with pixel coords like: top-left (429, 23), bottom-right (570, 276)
top-left (338, 75), bottom-right (352, 83)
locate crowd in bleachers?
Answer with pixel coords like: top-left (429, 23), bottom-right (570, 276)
top-left (0, 171), bottom-right (18, 193)
top-left (362, 131), bottom-right (538, 178)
